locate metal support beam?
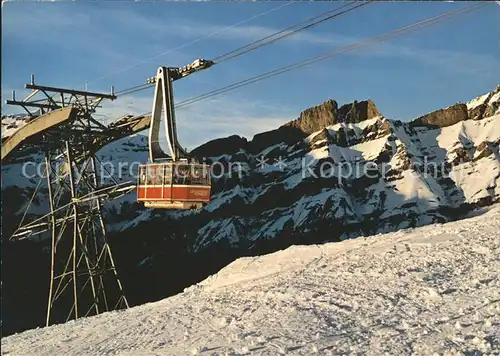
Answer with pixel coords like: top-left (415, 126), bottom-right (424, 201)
top-left (5, 99), bottom-right (61, 110)
top-left (25, 84), bottom-right (117, 100)
top-left (45, 149), bottom-right (56, 326)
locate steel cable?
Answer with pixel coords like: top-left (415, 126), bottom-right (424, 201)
top-left (175, 2), bottom-right (488, 109)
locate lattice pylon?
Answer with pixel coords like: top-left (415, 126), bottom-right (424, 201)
top-left (5, 78), bottom-right (133, 327)
top-left (44, 139), bottom-right (129, 326)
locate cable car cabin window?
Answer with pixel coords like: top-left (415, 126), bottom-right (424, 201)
top-left (139, 166), bottom-right (147, 185)
top-left (174, 165), bottom-right (190, 185)
top-left (146, 166), bottom-right (156, 185)
top-left (164, 164), bottom-right (173, 184)
top-left (191, 165), bottom-right (209, 185)
top-left (155, 166), bottom-right (164, 185)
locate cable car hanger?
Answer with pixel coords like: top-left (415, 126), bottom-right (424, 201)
top-left (147, 59), bottom-right (213, 163)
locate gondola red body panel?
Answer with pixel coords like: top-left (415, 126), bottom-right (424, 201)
top-left (137, 162), bottom-right (211, 209)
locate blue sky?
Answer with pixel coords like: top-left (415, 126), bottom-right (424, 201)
top-left (2, 1), bottom-right (500, 149)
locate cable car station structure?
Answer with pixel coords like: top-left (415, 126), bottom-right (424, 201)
top-left (2, 59), bottom-right (213, 327)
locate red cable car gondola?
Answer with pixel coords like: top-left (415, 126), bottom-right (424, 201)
top-left (136, 60), bottom-right (214, 209)
top-left (137, 161), bottom-right (211, 209)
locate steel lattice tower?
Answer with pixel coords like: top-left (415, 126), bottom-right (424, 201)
top-left (3, 76), bottom-right (140, 325)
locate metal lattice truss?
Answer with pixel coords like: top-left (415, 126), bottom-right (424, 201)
top-left (6, 75), bottom-right (110, 117)
top-left (3, 77), bottom-right (148, 325)
top-left (29, 147), bottom-right (131, 323)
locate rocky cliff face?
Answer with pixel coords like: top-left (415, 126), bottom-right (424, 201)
top-left (467, 85), bottom-right (500, 120)
top-left (411, 103), bottom-right (469, 128)
top-left (2, 87), bottom-right (499, 335)
top-left (127, 89), bottom-right (499, 252)
top-left (283, 98), bottom-right (381, 134)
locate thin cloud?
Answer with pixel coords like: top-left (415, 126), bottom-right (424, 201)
top-left (177, 98), bottom-right (295, 149)
top-left (97, 9), bottom-right (499, 78)
top-left (97, 93), bottom-right (295, 149)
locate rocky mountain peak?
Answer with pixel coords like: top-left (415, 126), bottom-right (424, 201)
top-left (192, 98), bottom-right (383, 158)
top-left (337, 99), bottom-right (381, 124)
top-left (408, 85), bottom-right (500, 128)
top-left (410, 103), bottom-right (469, 128)
top-left (283, 98), bottom-right (382, 135)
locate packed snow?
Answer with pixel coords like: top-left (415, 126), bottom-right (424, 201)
top-left (3, 205), bottom-right (500, 355)
top-left (435, 114), bottom-right (500, 155)
top-left (466, 87), bottom-right (500, 115)
top-left (1, 115), bottom-right (30, 140)
top-left (466, 92), bottom-right (491, 111)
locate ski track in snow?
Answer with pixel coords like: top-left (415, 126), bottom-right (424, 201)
top-left (3, 206), bottom-right (500, 355)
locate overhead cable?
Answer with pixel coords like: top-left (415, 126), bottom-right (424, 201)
top-left (175, 2), bottom-right (488, 109)
top-left (88, 1), bottom-right (296, 87)
top-left (114, 1), bottom-right (370, 97)
top-left (212, 0), bottom-right (372, 63)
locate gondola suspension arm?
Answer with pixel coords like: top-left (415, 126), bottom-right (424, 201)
top-left (147, 58), bottom-right (213, 163)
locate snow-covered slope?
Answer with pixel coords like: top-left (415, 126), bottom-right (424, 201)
top-left (1, 114), bottom-right (31, 141)
top-left (3, 205), bottom-right (500, 355)
top-left (467, 87), bottom-right (500, 119)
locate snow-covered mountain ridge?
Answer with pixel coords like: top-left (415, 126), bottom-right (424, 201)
top-left (3, 205), bottom-right (499, 355)
top-left (114, 86), bottom-right (500, 251)
top-left (1, 86), bottom-right (499, 249)
top-left (1, 86), bottom-right (499, 336)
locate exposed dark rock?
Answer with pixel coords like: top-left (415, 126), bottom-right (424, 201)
top-left (452, 146), bottom-right (471, 166)
top-left (191, 135), bottom-right (248, 159)
top-left (475, 141), bottom-right (495, 161)
top-left (283, 99), bottom-right (382, 135)
top-left (349, 173), bottom-right (381, 200)
top-left (483, 101), bottom-right (499, 119)
top-left (250, 126), bottom-right (305, 154)
top-left (308, 128), bottom-right (331, 150)
top-left (378, 119), bottom-right (392, 136)
top-left (284, 99), bottom-right (339, 135)
top-left (336, 127), bottom-right (348, 147)
top-left (384, 168), bottom-right (403, 182)
top-left (374, 144), bottom-right (394, 165)
top-left (469, 103), bottom-right (488, 121)
top-left (362, 118), bottom-right (391, 142)
top-left (337, 99), bottom-right (381, 124)
top-left (468, 86), bottom-right (500, 120)
top-left (411, 103), bottom-right (469, 128)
